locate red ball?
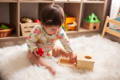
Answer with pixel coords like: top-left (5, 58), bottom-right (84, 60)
top-left (37, 48), bottom-right (44, 56)
top-left (34, 19), bottom-right (41, 23)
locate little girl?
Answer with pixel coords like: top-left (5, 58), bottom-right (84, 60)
top-left (26, 4), bottom-right (76, 75)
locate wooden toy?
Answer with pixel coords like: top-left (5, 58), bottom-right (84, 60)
top-left (58, 54), bottom-right (95, 71)
top-left (83, 13), bottom-right (100, 31)
top-left (76, 55), bottom-right (94, 71)
top-left (64, 17), bottom-right (77, 31)
top-left (20, 17), bottom-right (33, 23)
top-left (58, 57), bottom-right (75, 68)
top-left (83, 22), bottom-right (100, 31)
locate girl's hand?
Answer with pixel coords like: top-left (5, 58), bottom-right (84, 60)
top-left (47, 66), bottom-right (56, 75)
top-left (33, 48), bottom-right (39, 57)
top-left (69, 53), bottom-right (77, 64)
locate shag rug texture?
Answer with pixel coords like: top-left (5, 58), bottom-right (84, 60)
top-left (0, 35), bottom-right (120, 80)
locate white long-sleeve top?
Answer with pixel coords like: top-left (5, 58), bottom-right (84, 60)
top-left (26, 24), bottom-right (73, 56)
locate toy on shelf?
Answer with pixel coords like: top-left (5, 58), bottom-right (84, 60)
top-left (83, 13), bottom-right (101, 31)
top-left (20, 23), bottom-right (39, 37)
top-left (58, 54), bottom-right (95, 71)
top-left (21, 17), bottom-right (41, 24)
top-left (64, 17), bottom-right (77, 31)
top-left (0, 24), bottom-right (9, 29)
top-left (34, 19), bottom-right (41, 24)
top-left (0, 23), bottom-right (13, 38)
top-left (20, 17), bottom-right (42, 37)
top-left (20, 17), bottom-right (33, 23)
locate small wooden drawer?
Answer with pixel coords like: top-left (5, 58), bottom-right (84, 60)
top-left (20, 23), bottom-right (39, 37)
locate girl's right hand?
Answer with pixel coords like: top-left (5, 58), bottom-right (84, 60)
top-left (33, 48), bottom-right (39, 57)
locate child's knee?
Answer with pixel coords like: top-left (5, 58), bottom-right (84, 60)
top-left (27, 52), bottom-right (37, 64)
top-left (27, 51), bottom-right (36, 60)
top-left (27, 52), bottom-right (32, 62)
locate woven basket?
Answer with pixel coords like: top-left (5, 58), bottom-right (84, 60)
top-left (0, 28), bottom-right (13, 38)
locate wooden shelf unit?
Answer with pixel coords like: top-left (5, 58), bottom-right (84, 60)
top-left (0, 0), bottom-right (110, 40)
top-left (0, 0), bottom-right (17, 3)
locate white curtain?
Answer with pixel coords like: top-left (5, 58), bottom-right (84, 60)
top-left (110, 0), bottom-right (120, 18)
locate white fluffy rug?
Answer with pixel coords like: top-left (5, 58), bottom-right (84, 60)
top-left (0, 35), bottom-right (120, 80)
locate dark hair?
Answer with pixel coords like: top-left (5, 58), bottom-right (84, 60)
top-left (40, 4), bottom-right (65, 27)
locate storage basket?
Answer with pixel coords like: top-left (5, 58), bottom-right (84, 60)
top-left (0, 28), bottom-right (13, 38)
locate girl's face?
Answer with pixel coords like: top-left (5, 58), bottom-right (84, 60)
top-left (44, 26), bottom-right (60, 35)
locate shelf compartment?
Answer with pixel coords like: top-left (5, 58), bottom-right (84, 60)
top-left (20, 3), bottom-right (51, 36)
top-left (80, 3), bottom-right (104, 31)
top-left (20, 3), bottom-right (39, 36)
top-left (0, 3), bottom-right (18, 39)
top-left (20, 3), bottom-right (51, 20)
top-left (64, 3), bottom-right (81, 31)
top-left (20, 3), bottom-right (39, 19)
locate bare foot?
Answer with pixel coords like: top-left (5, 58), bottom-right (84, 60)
top-left (28, 52), bottom-right (56, 75)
